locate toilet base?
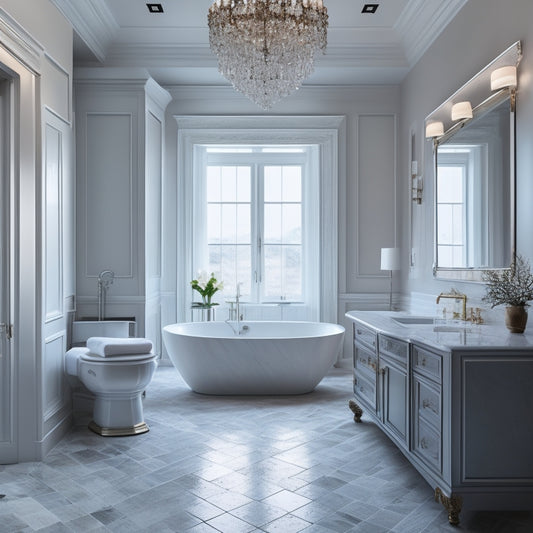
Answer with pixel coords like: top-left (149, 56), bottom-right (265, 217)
top-left (88, 420), bottom-right (150, 437)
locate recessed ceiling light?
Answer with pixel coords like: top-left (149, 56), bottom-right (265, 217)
top-left (147, 3), bottom-right (163, 13)
top-left (362, 4), bottom-right (379, 14)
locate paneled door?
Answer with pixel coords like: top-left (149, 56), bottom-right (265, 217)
top-left (0, 76), bottom-right (16, 464)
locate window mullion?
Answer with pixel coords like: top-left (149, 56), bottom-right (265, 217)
top-left (251, 164), bottom-right (262, 303)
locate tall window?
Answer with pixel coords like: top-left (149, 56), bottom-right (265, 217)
top-left (195, 145), bottom-right (317, 310)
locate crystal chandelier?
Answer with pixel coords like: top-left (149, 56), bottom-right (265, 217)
top-left (208, 0), bottom-right (328, 110)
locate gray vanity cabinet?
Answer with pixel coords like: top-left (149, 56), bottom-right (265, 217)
top-left (347, 312), bottom-right (533, 525)
top-left (411, 344), bottom-right (444, 476)
top-left (379, 335), bottom-right (409, 448)
top-left (352, 323), bottom-right (379, 414)
top-left (352, 325), bottom-right (409, 447)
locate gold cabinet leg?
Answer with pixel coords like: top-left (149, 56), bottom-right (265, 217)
top-left (348, 399), bottom-right (363, 423)
top-left (435, 487), bottom-right (462, 526)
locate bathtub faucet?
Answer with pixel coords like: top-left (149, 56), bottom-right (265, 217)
top-left (225, 283), bottom-right (247, 335)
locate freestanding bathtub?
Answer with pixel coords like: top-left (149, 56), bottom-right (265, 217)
top-left (162, 321), bottom-right (345, 395)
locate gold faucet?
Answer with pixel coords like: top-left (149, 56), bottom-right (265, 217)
top-left (436, 289), bottom-right (467, 321)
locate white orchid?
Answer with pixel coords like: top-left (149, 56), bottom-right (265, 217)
top-left (190, 271), bottom-right (223, 306)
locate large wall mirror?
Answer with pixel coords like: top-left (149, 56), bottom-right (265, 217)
top-left (426, 41), bottom-right (521, 281)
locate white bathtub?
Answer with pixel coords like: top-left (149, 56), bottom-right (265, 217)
top-left (162, 321), bottom-right (345, 395)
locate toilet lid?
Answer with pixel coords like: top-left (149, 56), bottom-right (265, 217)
top-left (80, 351), bottom-right (157, 363)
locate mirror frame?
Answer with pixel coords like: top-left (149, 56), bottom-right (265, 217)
top-left (426, 41), bottom-right (521, 282)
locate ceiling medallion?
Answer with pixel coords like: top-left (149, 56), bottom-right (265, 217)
top-left (208, 0), bottom-right (328, 110)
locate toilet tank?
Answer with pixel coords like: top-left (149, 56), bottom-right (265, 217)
top-left (71, 320), bottom-right (136, 347)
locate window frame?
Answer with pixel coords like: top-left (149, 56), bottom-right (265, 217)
top-left (195, 146), bottom-right (318, 311)
top-left (175, 115), bottom-right (343, 324)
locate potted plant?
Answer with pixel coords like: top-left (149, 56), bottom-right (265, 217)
top-left (190, 271), bottom-right (224, 308)
top-left (482, 254), bottom-right (533, 333)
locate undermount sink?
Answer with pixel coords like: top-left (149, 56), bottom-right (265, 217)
top-left (392, 316), bottom-right (435, 326)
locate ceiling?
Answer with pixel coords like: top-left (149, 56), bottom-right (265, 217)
top-left (52, 0), bottom-right (467, 86)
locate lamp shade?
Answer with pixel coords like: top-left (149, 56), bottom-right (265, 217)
top-left (381, 247), bottom-right (400, 271)
top-left (425, 121), bottom-right (444, 138)
top-left (490, 66), bottom-right (517, 91)
top-left (451, 101), bottom-right (473, 121)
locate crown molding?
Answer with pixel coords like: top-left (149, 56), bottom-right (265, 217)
top-left (50, 0), bottom-right (118, 63)
top-left (0, 7), bottom-right (43, 74)
top-left (396, 0), bottom-right (468, 67)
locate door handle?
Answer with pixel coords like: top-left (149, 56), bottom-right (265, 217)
top-left (0, 323), bottom-right (13, 339)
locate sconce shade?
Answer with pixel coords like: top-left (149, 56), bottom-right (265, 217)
top-left (381, 247), bottom-right (400, 271)
top-left (451, 101), bottom-right (473, 121)
top-left (425, 121), bottom-right (444, 138)
top-left (490, 65), bottom-right (517, 90)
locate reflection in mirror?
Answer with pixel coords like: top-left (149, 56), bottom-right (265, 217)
top-left (435, 95), bottom-right (513, 275)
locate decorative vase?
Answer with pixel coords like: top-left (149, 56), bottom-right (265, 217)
top-left (505, 305), bottom-right (528, 333)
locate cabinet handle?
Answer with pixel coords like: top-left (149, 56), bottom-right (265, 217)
top-left (422, 399), bottom-right (438, 414)
top-left (421, 358), bottom-right (427, 366)
top-left (379, 367), bottom-right (388, 376)
top-left (421, 438), bottom-right (428, 449)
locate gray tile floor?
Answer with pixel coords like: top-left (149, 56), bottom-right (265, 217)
top-left (1, 365), bottom-right (532, 532)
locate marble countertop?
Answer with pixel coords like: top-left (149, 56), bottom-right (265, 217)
top-left (345, 310), bottom-right (533, 352)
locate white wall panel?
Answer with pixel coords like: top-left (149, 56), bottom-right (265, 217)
top-left (44, 122), bottom-right (63, 322)
top-left (146, 111), bottom-right (162, 279)
top-left (85, 112), bottom-right (133, 277)
top-left (43, 54), bottom-right (70, 123)
top-left (357, 114), bottom-right (396, 277)
top-left (43, 332), bottom-right (66, 418)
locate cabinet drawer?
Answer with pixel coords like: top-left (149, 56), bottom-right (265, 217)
top-left (414, 417), bottom-right (442, 473)
top-left (413, 375), bottom-right (441, 430)
top-left (354, 344), bottom-right (378, 380)
top-left (412, 345), bottom-right (442, 382)
top-left (379, 335), bottom-right (408, 367)
top-left (353, 371), bottom-right (376, 410)
top-left (353, 323), bottom-right (377, 351)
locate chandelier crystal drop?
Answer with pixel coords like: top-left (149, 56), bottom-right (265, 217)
top-left (208, 0), bottom-right (328, 110)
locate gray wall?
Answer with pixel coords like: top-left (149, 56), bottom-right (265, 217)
top-left (399, 0), bottom-right (533, 304)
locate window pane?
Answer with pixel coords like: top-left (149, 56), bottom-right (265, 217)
top-left (282, 245), bottom-right (302, 300)
top-left (220, 204), bottom-right (237, 243)
top-left (282, 167), bottom-right (301, 202)
top-left (207, 204), bottom-right (221, 244)
top-left (438, 167), bottom-right (463, 203)
top-left (263, 245), bottom-right (282, 299)
top-left (207, 167), bottom-right (221, 203)
top-left (237, 167), bottom-right (251, 203)
top-left (264, 166), bottom-right (282, 202)
top-left (438, 246), bottom-right (453, 268)
top-left (236, 245), bottom-right (252, 299)
top-left (220, 167), bottom-right (237, 202)
top-left (264, 204), bottom-right (282, 243)
top-left (437, 205), bottom-right (453, 244)
top-left (282, 204), bottom-right (301, 244)
top-left (452, 205), bottom-right (464, 243)
top-left (236, 204), bottom-right (251, 244)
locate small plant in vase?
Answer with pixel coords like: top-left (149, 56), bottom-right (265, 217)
top-left (190, 271), bottom-right (223, 308)
top-left (482, 254), bottom-right (533, 333)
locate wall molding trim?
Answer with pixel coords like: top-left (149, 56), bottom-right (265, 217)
top-left (0, 8), bottom-right (43, 74)
top-left (175, 115), bottom-right (345, 324)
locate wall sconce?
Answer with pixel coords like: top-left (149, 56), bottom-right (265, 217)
top-left (490, 65), bottom-right (517, 90)
top-left (411, 160), bottom-right (423, 204)
top-left (425, 121), bottom-right (444, 138)
top-left (381, 247), bottom-right (400, 310)
top-left (451, 101), bottom-right (473, 121)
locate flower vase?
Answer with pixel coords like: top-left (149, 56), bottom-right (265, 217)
top-left (505, 305), bottom-right (528, 333)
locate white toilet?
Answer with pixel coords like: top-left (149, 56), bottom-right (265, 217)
top-left (66, 334), bottom-right (158, 437)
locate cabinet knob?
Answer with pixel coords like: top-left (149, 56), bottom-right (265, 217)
top-left (421, 358), bottom-right (427, 366)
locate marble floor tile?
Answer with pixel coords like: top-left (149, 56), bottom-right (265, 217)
top-left (0, 365), bottom-right (532, 532)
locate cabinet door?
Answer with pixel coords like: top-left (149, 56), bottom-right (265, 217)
top-left (381, 355), bottom-right (408, 447)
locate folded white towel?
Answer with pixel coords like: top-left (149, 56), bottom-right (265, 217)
top-left (86, 336), bottom-right (153, 357)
